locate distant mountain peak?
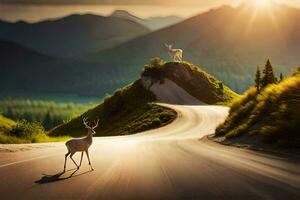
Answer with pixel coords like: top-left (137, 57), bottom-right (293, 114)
top-left (111, 10), bottom-right (143, 20)
top-left (110, 9), bottom-right (183, 30)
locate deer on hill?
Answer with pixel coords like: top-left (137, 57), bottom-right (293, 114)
top-left (165, 43), bottom-right (183, 62)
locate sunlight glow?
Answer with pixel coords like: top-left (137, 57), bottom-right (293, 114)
top-left (241, 0), bottom-right (280, 36)
top-left (255, 0), bottom-right (273, 8)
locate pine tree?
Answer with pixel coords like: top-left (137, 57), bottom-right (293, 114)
top-left (255, 66), bottom-right (261, 91)
top-left (43, 111), bottom-right (52, 130)
top-left (218, 81), bottom-right (224, 96)
top-left (280, 73), bottom-right (283, 82)
top-left (261, 59), bottom-right (276, 88)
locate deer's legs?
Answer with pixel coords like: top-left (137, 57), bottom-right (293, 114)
top-left (64, 152), bottom-right (70, 172)
top-left (79, 152), bottom-right (84, 167)
top-left (173, 55), bottom-right (176, 62)
top-left (85, 150), bottom-right (94, 170)
top-left (70, 152), bottom-right (79, 169)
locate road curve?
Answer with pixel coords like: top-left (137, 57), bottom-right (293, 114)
top-left (0, 105), bottom-right (299, 200)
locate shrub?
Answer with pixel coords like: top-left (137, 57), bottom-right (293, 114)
top-left (141, 57), bottom-right (165, 83)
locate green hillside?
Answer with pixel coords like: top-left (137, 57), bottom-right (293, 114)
top-left (50, 60), bottom-right (236, 137)
top-left (215, 68), bottom-right (300, 147)
top-left (49, 79), bottom-right (176, 137)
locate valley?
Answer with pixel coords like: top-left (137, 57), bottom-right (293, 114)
top-left (0, 1), bottom-right (300, 199)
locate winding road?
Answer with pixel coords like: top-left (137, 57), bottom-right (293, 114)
top-left (0, 105), bottom-right (300, 200)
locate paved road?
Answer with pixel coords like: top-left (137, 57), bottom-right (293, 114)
top-left (0, 105), bottom-right (299, 200)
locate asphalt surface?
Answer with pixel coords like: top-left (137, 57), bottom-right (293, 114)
top-left (0, 105), bottom-right (299, 200)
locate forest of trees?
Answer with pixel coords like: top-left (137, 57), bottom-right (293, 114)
top-left (0, 99), bottom-right (92, 130)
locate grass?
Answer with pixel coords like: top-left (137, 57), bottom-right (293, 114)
top-left (49, 79), bottom-right (176, 137)
top-left (215, 72), bottom-right (300, 147)
top-left (0, 114), bottom-right (15, 131)
top-left (0, 132), bottom-right (69, 144)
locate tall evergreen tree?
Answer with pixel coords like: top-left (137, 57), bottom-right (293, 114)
top-left (261, 59), bottom-right (276, 88)
top-left (280, 73), bottom-right (283, 82)
top-left (255, 66), bottom-right (261, 91)
top-left (43, 111), bottom-right (52, 130)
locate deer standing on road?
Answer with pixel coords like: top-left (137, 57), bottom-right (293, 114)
top-left (64, 117), bottom-right (99, 172)
top-left (165, 43), bottom-right (183, 62)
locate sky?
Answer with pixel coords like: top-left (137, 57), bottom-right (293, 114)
top-left (0, 0), bottom-right (238, 5)
top-left (0, 0), bottom-right (299, 22)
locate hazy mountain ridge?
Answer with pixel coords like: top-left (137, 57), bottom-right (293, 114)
top-left (0, 39), bottom-right (52, 63)
top-left (0, 38), bottom-right (136, 97)
top-left (111, 10), bottom-right (183, 30)
top-left (0, 14), bottom-right (149, 57)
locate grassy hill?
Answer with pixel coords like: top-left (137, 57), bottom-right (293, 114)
top-left (215, 69), bottom-right (300, 148)
top-left (141, 60), bottom-right (238, 104)
top-left (0, 14), bottom-right (149, 57)
top-left (50, 60), bottom-right (236, 137)
top-left (89, 3), bottom-right (300, 93)
top-left (49, 79), bottom-right (176, 137)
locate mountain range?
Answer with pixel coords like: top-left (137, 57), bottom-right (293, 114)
top-left (0, 14), bottom-right (149, 57)
top-left (0, 39), bottom-right (129, 96)
top-left (1, 3), bottom-right (300, 97)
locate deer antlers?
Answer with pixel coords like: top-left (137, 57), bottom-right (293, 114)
top-left (92, 119), bottom-right (100, 129)
top-left (83, 117), bottom-right (99, 129)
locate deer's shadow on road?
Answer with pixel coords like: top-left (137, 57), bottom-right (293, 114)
top-left (35, 168), bottom-right (92, 184)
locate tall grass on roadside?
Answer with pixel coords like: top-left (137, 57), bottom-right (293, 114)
top-left (216, 74), bottom-right (300, 147)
